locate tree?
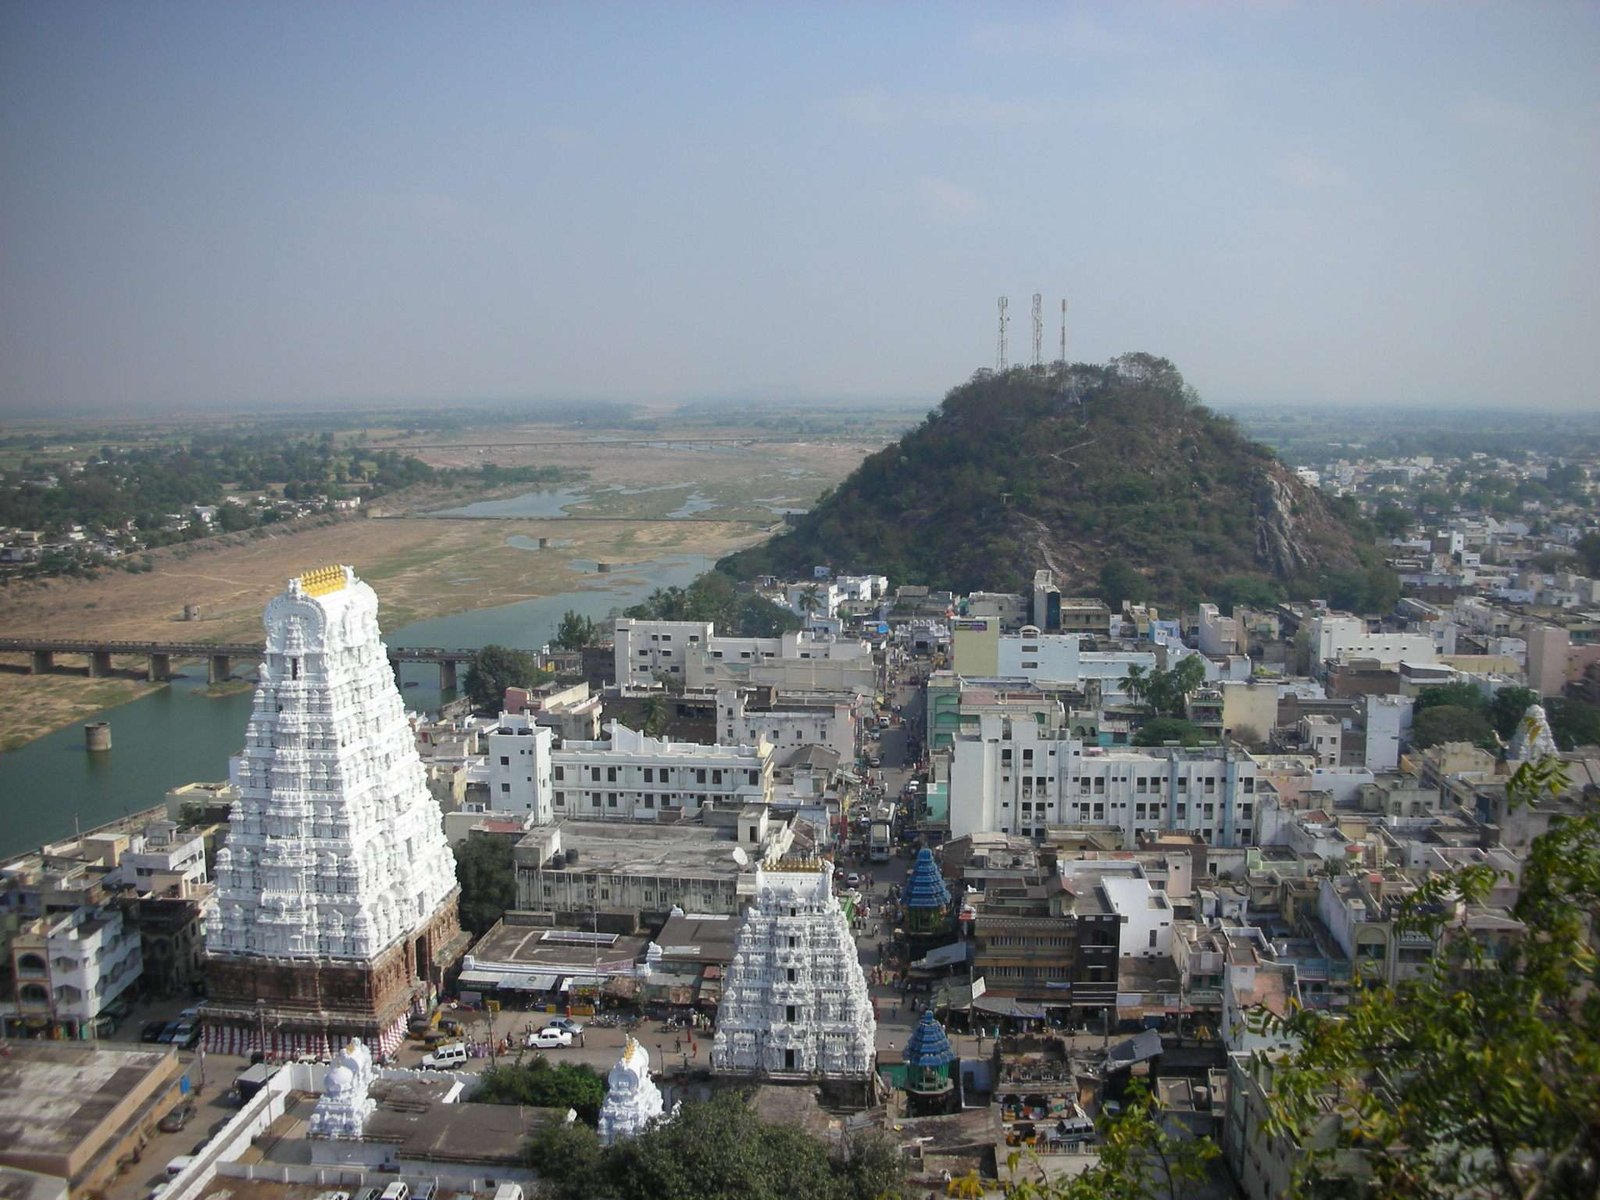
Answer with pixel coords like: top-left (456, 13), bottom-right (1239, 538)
top-left (640, 692), bottom-right (669, 737)
top-left (797, 583), bottom-right (823, 617)
top-left (1258, 756), bottom-right (1600, 1198)
top-left (1410, 703), bottom-right (1493, 749)
top-left (1132, 717), bottom-right (1207, 747)
top-left (1413, 681), bottom-right (1488, 715)
top-left (1546, 696), bottom-right (1600, 751)
top-left (464, 644), bottom-right (547, 712)
top-left (554, 610), bottom-right (600, 651)
top-left (1575, 530), bottom-right (1600, 577)
top-left (1100, 558), bottom-right (1144, 609)
top-left (1488, 685), bottom-right (1540, 741)
top-left (477, 1056), bottom-right (607, 1125)
top-left (453, 834), bottom-right (516, 936)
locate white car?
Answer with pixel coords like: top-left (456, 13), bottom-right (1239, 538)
top-left (525, 1028), bottom-right (574, 1049)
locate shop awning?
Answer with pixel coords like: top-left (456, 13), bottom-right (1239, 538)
top-left (500, 973), bottom-right (559, 991)
top-left (972, 995), bottom-right (1046, 1019)
top-left (457, 971), bottom-right (502, 989)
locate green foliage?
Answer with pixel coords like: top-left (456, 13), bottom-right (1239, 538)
top-left (452, 834), bottom-right (516, 936)
top-left (1547, 696), bottom-right (1600, 751)
top-left (1132, 716), bottom-right (1207, 747)
top-left (476, 1056), bottom-right (607, 1125)
top-left (1256, 756), bottom-right (1600, 1199)
top-left (1576, 531), bottom-right (1600, 578)
top-left (1123, 656), bottom-right (1206, 718)
top-left (639, 693), bottom-right (670, 737)
top-left (1316, 564), bottom-right (1402, 615)
top-left (554, 610), bottom-right (601, 650)
top-left (464, 644), bottom-right (549, 712)
top-left (1413, 681), bottom-right (1488, 714)
top-left (625, 574), bottom-right (801, 638)
top-left (1214, 574), bottom-right (1284, 612)
top-left (1002, 1082), bottom-right (1219, 1199)
top-left (1098, 558), bottom-right (1144, 609)
top-left (717, 360), bottom-right (1370, 602)
top-left (1409, 703), bottom-right (1493, 749)
top-left (526, 1091), bottom-right (906, 1200)
top-left (1487, 685), bottom-right (1540, 740)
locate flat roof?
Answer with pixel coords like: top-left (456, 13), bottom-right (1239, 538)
top-left (654, 912), bottom-right (739, 964)
top-left (520, 820), bottom-right (755, 880)
top-left (470, 920), bottom-right (652, 969)
top-left (0, 1042), bottom-right (175, 1162)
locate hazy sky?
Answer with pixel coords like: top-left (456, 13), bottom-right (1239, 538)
top-left (2, 3), bottom-right (1597, 414)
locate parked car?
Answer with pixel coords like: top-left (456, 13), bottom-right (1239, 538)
top-left (845, 872), bottom-right (861, 888)
top-left (172, 1022), bottom-right (201, 1050)
top-left (541, 1017), bottom-right (584, 1035)
top-left (418, 1042), bottom-right (468, 1070)
top-left (158, 1102), bottom-right (195, 1133)
top-left (158, 1021), bottom-right (184, 1044)
top-left (141, 1020), bottom-right (168, 1043)
top-left (525, 1028), bottom-right (573, 1049)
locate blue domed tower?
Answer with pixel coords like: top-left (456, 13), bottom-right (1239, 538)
top-left (902, 1008), bottom-right (958, 1115)
top-left (903, 848), bottom-right (952, 935)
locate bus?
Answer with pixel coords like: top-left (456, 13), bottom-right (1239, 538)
top-left (868, 820), bottom-right (893, 862)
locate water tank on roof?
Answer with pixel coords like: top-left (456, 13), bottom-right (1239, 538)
top-left (565, 848), bottom-right (579, 865)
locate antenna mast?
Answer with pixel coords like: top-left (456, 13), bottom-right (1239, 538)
top-left (1031, 293), bottom-right (1043, 369)
top-left (996, 296), bottom-right (1009, 371)
top-left (1060, 300), bottom-right (1068, 364)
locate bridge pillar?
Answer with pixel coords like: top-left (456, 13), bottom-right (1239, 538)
top-left (89, 651), bottom-right (114, 677)
top-left (30, 650), bottom-right (53, 674)
top-left (208, 654), bottom-right (231, 684)
top-left (439, 660), bottom-right (458, 692)
top-left (148, 653), bottom-right (172, 682)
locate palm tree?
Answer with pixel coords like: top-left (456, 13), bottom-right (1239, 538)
top-left (641, 693), bottom-right (669, 736)
top-left (798, 583), bottom-right (823, 618)
top-left (1122, 664), bottom-right (1149, 711)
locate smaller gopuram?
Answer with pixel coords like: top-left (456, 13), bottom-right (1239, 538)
top-left (712, 859), bottom-right (876, 1092)
top-left (901, 1009), bottom-right (958, 1116)
top-left (597, 1037), bottom-right (668, 1145)
top-left (307, 1039), bottom-right (378, 1139)
top-left (902, 848), bottom-right (953, 935)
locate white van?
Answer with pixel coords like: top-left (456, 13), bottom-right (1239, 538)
top-left (165, 1156), bottom-right (196, 1178)
top-left (380, 1185), bottom-right (410, 1200)
top-left (419, 1041), bottom-right (467, 1070)
top-left (492, 1186), bottom-right (525, 1200)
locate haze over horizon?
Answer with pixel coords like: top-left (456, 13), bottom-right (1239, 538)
top-left (2, 3), bottom-right (1597, 417)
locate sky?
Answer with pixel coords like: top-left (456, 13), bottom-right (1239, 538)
top-left (1, 2), bottom-right (1597, 415)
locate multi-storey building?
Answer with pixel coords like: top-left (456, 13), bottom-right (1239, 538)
top-left (714, 686), bottom-right (857, 764)
top-left (4, 904), bottom-right (142, 1040)
top-left (487, 716), bottom-right (774, 826)
top-left (613, 619), bottom-right (875, 692)
top-left (948, 712), bottom-right (1267, 846)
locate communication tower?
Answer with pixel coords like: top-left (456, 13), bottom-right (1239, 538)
top-left (1060, 300), bottom-right (1068, 364)
top-left (1031, 293), bottom-right (1043, 369)
top-left (996, 297), bottom-right (1009, 371)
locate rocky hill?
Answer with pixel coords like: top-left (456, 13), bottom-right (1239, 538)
top-left (720, 355), bottom-right (1385, 607)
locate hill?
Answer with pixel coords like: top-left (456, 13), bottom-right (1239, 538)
top-left (720, 355), bottom-right (1388, 609)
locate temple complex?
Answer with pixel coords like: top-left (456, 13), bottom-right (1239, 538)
top-left (308, 1038), bottom-right (378, 1139)
top-left (711, 859), bottom-right (876, 1084)
top-left (1508, 703), bottom-right (1559, 762)
top-left (597, 1036), bottom-right (668, 1145)
top-left (203, 566), bottom-right (469, 1059)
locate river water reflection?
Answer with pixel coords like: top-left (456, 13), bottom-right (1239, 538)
top-left (0, 554), bottom-right (705, 858)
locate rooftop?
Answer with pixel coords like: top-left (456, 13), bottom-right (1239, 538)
top-left (518, 819), bottom-right (760, 880)
top-left (0, 1042), bottom-right (176, 1161)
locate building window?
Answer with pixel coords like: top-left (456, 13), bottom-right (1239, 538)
top-left (607, 793), bottom-right (618, 807)
top-left (500, 783), bottom-right (510, 793)
top-left (785, 1005), bottom-right (797, 1023)
top-left (607, 767), bottom-right (618, 783)
top-left (554, 792), bottom-right (565, 806)
top-left (554, 766), bottom-right (564, 781)
top-left (644, 768), bottom-right (654, 783)
top-left (500, 756), bottom-right (510, 766)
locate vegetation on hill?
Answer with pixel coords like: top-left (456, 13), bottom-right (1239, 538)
top-left (624, 573), bottom-right (801, 638)
top-left (720, 356), bottom-right (1381, 607)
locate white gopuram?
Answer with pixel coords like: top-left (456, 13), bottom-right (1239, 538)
top-left (308, 1038), bottom-right (378, 1140)
top-left (712, 859), bottom-right (876, 1079)
top-left (1508, 703), bottom-right (1559, 763)
top-left (597, 1036), bottom-right (668, 1145)
top-left (204, 566), bottom-right (464, 1059)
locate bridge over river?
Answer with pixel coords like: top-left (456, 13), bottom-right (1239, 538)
top-left (0, 637), bottom-right (474, 689)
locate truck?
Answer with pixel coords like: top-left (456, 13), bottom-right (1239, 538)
top-left (868, 820), bottom-right (892, 862)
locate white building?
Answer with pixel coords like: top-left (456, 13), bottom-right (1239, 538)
top-left (1363, 694), bottom-right (1412, 773)
top-left (995, 628), bottom-right (1157, 699)
top-left (115, 820), bottom-right (208, 896)
top-left (715, 687), bottom-right (857, 764)
top-left (712, 860), bottom-right (876, 1080)
top-left (613, 619), bottom-right (875, 694)
top-left (5, 905), bottom-right (142, 1039)
top-left (947, 713), bottom-right (1264, 847)
top-left (1061, 863), bottom-right (1174, 960)
top-left (1310, 614), bottom-right (1436, 669)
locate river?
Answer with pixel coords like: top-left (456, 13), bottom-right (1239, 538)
top-left (0, 553), bottom-right (707, 859)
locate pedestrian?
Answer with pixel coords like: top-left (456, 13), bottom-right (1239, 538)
top-left (891, 1004), bottom-right (898, 1020)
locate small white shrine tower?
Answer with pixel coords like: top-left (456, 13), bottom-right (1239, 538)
top-left (597, 1036), bottom-right (668, 1144)
top-left (203, 566), bottom-right (468, 1059)
top-left (712, 858), bottom-right (876, 1080)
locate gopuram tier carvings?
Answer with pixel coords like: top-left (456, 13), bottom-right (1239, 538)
top-left (712, 859), bottom-right (876, 1079)
top-left (204, 566), bottom-right (467, 1059)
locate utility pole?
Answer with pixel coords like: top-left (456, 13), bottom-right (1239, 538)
top-left (1060, 299), bottom-right (1068, 364)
